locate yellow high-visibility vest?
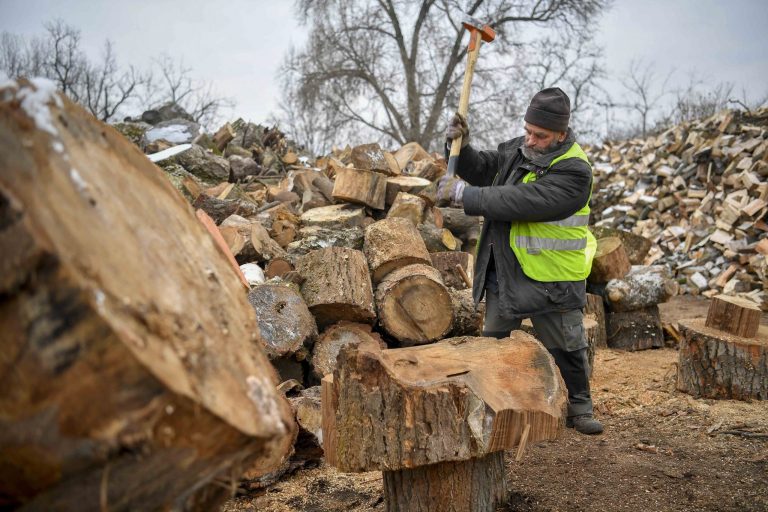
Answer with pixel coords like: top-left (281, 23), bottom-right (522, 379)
top-left (509, 142), bottom-right (597, 282)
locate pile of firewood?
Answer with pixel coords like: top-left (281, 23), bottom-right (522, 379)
top-left (586, 107), bottom-right (768, 309)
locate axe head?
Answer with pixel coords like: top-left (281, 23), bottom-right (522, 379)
top-left (461, 14), bottom-right (496, 42)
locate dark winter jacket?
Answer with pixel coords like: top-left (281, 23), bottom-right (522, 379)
top-left (457, 128), bottom-right (593, 318)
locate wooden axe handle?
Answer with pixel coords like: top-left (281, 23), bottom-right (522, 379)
top-left (448, 29), bottom-right (484, 173)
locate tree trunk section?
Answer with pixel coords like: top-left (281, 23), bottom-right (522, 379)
top-left (677, 318), bottom-right (768, 400)
top-left (589, 236), bottom-right (631, 283)
top-left (590, 226), bottom-right (652, 265)
top-left (364, 217), bottom-right (431, 284)
top-left (418, 223), bottom-right (461, 252)
top-left (375, 263), bottom-right (454, 344)
top-left (296, 247), bottom-right (376, 328)
top-left (606, 305), bottom-right (664, 351)
top-left (311, 322), bottom-right (385, 381)
top-left (299, 204), bottom-right (367, 229)
top-left (583, 316), bottom-right (599, 378)
top-left (332, 167), bottom-right (387, 210)
top-left (287, 226), bottom-right (364, 256)
top-left (605, 265), bottom-right (679, 311)
top-left (247, 284), bottom-right (317, 359)
top-left (0, 83), bottom-right (295, 509)
top-left (265, 257), bottom-right (294, 279)
top-left (705, 294), bottom-right (761, 338)
top-left (382, 452), bottom-right (507, 512)
top-left (385, 176), bottom-right (432, 206)
top-left (585, 293), bottom-right (607, 348)
top-left (439, 207), bottom-right (482, 249)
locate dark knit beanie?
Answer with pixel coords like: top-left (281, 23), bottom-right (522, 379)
top-left (524, 87), bottom-right (571, 132)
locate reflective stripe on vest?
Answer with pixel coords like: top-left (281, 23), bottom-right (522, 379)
top-left (509, 142), bottom-right (596, 282)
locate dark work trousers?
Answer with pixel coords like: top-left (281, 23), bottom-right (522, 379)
top-left (483, 281), bottom-right (594, 418)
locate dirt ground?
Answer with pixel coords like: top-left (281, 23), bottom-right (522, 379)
top-left (225, 295), bottom-right (768, 512)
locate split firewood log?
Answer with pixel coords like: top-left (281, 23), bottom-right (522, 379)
top-left (251, 222), bottom-right (288, 262)
top-left (705, 294), bottom-right (761, 338)
top-left (585, 293), bottom-right (607, 348)
top-left (386, 191), bottom-right (426, 226)
top-left (192, 192), bottom-right (259, 224)
top-left (439, 207), bottom-right (482, 249)
top-left (287, 226), bottom-right (365, 256)
top-left (247, 283), bottom-right (317, 360)
top-left (448, 288), bottom-right (484, 336)
top-left (0, 79), bottom-right (295, 510)
top-left (323, 333), bottom-right (566, 512)
top-left (374, 263), bottom-right (454, 345)
top-left (332, 167), bottom-right (388, 210)
top-left (363, 217), bottom-right (432, 284)
top-left (590, 226), bottom-right (652, 265)
top-left (350, 142), bottom-right (393, 175)
top-left (605, 265), bottom-right (679, 311)
top-left (296, 247), bottom-right (376, 328)
top-left (430, 251), bottom-right (474, 289)
top-left (300, 203), bottom-right (367, 229)
top-left (385, 176), bottom-right (432, 206)
top-left (417, 223), bottom-right (461, 252)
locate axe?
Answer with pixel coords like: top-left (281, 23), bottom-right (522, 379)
top-left (447, 15), bottom-right (496, 176)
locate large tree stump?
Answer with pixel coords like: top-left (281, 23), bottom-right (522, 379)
top-left (363, 217), bottom-right (431, 284)
top-left (310, 322), bottom-right (386, 381)
top-left (323, 334), bottom-right (567, 512)
top-left (677, 318), bottom-right (768, 400)
top-left (375, 263), bottom-right (454, 344)
top-left (606, 305), bottom-right (664, 351)
top-left (588, 236), bottom-right (631, 283)
top-left (296, 247), bottom-right (376, 328)
top-left (332, 167), bottom-right (387, 210)
top-left (585, 293), bottom-right (607, 348)
top-left (0, 80), bottom-right (295, 510)
top-left (247, 284), bottom-right (317, 381)
top-left (605, 265), bottom-right (679, 311)
top-left (431, 251), bottom-right (474, 289)
top-left (705, 294), bottom-right (761, 338)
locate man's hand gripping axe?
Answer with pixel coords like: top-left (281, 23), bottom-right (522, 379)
top-left (447, 15), bottom-right (495, 176)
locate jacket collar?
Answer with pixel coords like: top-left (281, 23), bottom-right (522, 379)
top-left (518, 128), bottom-right (576, 168)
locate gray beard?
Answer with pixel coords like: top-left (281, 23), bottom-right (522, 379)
top-left (521, 139), bottom-right (561, 160)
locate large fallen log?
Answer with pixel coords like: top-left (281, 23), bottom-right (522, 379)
top-left (363, 217), bottom-right (431, 284)
top-left (677, 318), bottom-right (768, 400)
top-left (323, 334), bottom-right (567, 512)
top-left (296, 247), bottom-right (376, 328)
top-left (605, 265), bottom-right (679, 311)
top-left (0, 79), bottom-right (295, 510)
top-left (375, 263), bottom-right (454, 345)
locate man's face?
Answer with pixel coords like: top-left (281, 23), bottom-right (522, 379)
top-left (524, 123), bottom-right (566, 154)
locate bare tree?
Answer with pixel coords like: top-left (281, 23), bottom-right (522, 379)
top-left (44, 19), bottom-right (87, 101)
top-left (83, 41), bottom-right (148, 121)
top-left (618, 59), bottom-right (672, 138)
top-left (281, 0), bottom-right (609, 152)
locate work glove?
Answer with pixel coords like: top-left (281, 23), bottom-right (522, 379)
top-left (445, 112), bottom-right (470, 149)
top-left (436, 174), bottom-right (466, 207)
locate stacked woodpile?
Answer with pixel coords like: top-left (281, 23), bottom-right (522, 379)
top-left (586, 108), bottom-right (768, 309)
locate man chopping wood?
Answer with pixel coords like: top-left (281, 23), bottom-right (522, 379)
top-left (439, 87), bottom-right (603, 435)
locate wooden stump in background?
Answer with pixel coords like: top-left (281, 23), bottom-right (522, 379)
top-left (590, 226), bottom-right (652, 265)
top-left (705, 294), bottom-right (761, 338)
top-left (332, 167), bottom-right (387, 210)
top-left (363, 217), bottom-right (431, 284)
top-left (606, 305), bottom-right (664, 351)
top-left (296, 247), bottom-right (376, 328)
top-left (323, 334), bottom-right (566, 512)
top-left (375, 264), bottom-right (454, 345)
top-left (431, 251), bottom-right (474, 289)
top-left (589, 237), bottom-right (631, 283)
top-left (677, 318), bottom-right (768, 400)
top-left (439, 207), bottom-right (482, 250)
top-left (448, 288), bottom-right (484, 337)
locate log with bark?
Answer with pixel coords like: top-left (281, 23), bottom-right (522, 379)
top-left (585, 293), bottom-right (607, 348)
top-left (250, 221), bottom-right (288, 262)
top-left (605, 305), bottom-right (665, 351)
top-left (296, 247), bottom-right (376, 328)
top-left (287, 226), bottom-right (365, 256)
top-left (385, 176), bottom-right (432, 206)
top-left (192, 192), bottom-right (259, 224)
top-left (0, 81), bottom-right (295, 510)
top-left (374, 263), bottom-right (454, 345)
top-left (439, 207), bottom-right (482, 249)
top-left (332, 167), bottom-right (388, 210)
top-left (323, 333), bottom-right (567, 512)
top-left (588, 236), bottom-right (632, 283)
top-left (350, 142), bottom-right (394, 175)
top-left (705, 294), bottom-right (761, 338)
top-left (247, 283), bottom-right (317, 360)
top-left (448, 288), bottom-right (484, 336)
top-left (605, 265), bottom-right (679, 311)
top-left (311, 322), bottom-right (386, 381)
top-left (590, 226), bottom-right (652, 265)
top-left (300, 203), bottom-right (367, 229)
top-left (417, 223), bottom-right (461, 252)
top-left (363, 217), bottom-right (432, 284)
top-left (430, 251), bottom-right (474, 289)
top-left (677, 318), bottom-right (768, 400)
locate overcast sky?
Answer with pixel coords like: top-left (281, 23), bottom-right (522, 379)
top-left (1, 0), bottom-right (766, 129)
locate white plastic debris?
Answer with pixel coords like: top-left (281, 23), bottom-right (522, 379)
top-left (240, 263), bottom-right (265, 286)
top-left (147, 143), bottom-right (192, 163)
